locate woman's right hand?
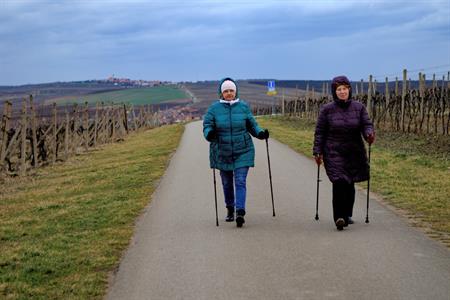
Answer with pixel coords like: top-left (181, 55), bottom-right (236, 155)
top-left (314, 154), bottom-right (323, 165)
top-left (206, 130), bottom-right (216, 141)
top-left (367, 132), bottom-right (375, 145)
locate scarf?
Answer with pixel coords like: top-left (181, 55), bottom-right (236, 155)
top-left (220, 98), bottom-right (240, 105)
top-left (334, 98), bottom-right (352, 108)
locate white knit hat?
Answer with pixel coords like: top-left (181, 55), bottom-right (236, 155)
top-left (221, 80), bottom-right (237, 93)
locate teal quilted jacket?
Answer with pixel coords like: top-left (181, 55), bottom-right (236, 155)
top-left (203, 99), bottom-right (264, 171)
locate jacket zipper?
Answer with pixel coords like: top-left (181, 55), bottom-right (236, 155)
top-left (229, 105), bottom-right (234, 169)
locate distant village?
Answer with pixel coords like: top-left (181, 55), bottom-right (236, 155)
top-left (104, 75), bottom-right (166, 87)
top-left (157, 105), bottom-right (201, 124)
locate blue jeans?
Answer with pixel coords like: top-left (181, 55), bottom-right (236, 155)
top-left (219, 167), bottom-right (249, 210)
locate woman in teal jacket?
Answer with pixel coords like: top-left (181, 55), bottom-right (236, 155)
top-left (203, 78), bottom-right (269, 227)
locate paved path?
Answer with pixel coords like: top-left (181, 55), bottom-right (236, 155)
top-left (107, 121), bottom-right (450, 300)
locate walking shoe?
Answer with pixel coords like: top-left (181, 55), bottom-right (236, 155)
top-left (236, 209), bottom-right (246, 228)
top-left (226, 206), bottom-right (234, 222)
top-left (335, 218), bottom-right (345, 231)
top-left (347, 217), bottom-right (354, 224)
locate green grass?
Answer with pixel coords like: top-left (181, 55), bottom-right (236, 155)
top-left (46, 85), bottom-right (189, 106)
top-left (258, 116), bottom-right (450, 246)
top-left (0, 124), bottom-right (184, 299)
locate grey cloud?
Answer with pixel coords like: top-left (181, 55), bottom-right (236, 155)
top-left (0, 0), bottom-right (448, 84)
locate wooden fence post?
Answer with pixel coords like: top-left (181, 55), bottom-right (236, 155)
top-left (65, 106), bottom-right (69, 160)
top-left (106, 104), bottom-right (111, 141)
top-left (385, 77), bottom-right (390, 107)
top-left (101, 102), bottom-right (107, 144)
top-left (368, 75), bottom-right (373, 118)
top-left (294, 85), bottom-right (298, 117)
top-left (29, 95), bottom-right (38, 167)
top-left (395, 77), bottom-right (399, 97)
top-left (139, 106), bottom-right (145, 128)
top-left (118, 106), bottom-right (125, 137)
top-left (131, 105), bottom-right (138, 130)
top-left (441, 75), bottom-right (445, 135)
top-left (111, 104), bottom-right (116, 142)
top-left (420, 73), bottom-right (426, 133)
top-left (53, 103), bottom-right (57, 164)
top-left (94, 102), bottom-right (99, 147)
top-left (20, 100), bottom-right (27, 176)
top-left (123, 104), bottom-right (129, 134)
top-left (419, 72), bottom-right (423, 98)
top-left (1, 101), bottom-right (12, 171)
top-left (401, 69), bottom-right (407, 132)
top-left (305, 83), bottom-right (310, 118)
top-left (72, 103), bottom-right (79, 153)
top-left (83, 102), bottom-right (89, 151)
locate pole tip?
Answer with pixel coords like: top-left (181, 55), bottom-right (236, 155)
top-left (315, 215), bottom-right (319, 221)
top-left (365, 219), bottom-right (369, 224)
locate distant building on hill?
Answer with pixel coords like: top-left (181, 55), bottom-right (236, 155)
top-left (105, 75), bottom-right (162, 87)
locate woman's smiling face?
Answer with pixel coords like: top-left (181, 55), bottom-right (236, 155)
top-left (336, 85), bottom-right (350, 101)
top-left (222, 89), bottom-right (236, 101)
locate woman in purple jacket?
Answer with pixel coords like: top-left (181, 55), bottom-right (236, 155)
top-left (313, 76), bottom-right (375, 231)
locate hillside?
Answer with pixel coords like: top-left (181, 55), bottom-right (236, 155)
top-left (184, 80), bottom-right (307, 112)
top-left (0, 81), bottom-right (124, 105)
top-left (45, 85), bottom-right (191, 106)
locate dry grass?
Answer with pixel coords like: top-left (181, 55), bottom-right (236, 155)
top-left (0, 124), bottom-right (184, 299)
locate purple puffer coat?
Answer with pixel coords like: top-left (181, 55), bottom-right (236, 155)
top-left (313, 99), bottom-right (374, 183)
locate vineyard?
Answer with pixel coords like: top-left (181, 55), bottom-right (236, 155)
top-left (0, 98), bottom-right (162, 176)
top-left (1, 69), bottom-right (449, 177)
top-left (250, 70), bottom-right (450, 136)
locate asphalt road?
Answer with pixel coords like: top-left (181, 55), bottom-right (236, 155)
top-left (107, 120), bottom-right (450, 300)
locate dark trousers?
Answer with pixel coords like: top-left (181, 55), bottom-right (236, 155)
top-left (332, 180), bottom-right (355, 223)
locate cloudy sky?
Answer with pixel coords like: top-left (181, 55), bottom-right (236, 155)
top-left (0, 0), bottom-right (449, 85)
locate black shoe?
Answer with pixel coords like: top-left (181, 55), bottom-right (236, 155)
top-left (226, 206), bottom-right (234, 222)
top-left (336, 218), bottom-right (345, 231)
top-left (347, 217), bottom-right (354, 224)
top-left (236, 209), bottom-right (246, 228)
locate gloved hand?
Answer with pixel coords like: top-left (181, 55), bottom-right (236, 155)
top-left (367, 132), bottom-right (375, 145)
top-left (314, 154), bottom-right (323, 165)
top-left (206, 130), bottom-right (216, 141)
top-left (257, 129), bottom-right (269, 140)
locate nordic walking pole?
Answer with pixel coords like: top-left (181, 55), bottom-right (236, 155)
top-left (365, 143), bottom-right (372, 224)
top-left (315, 162), bottom-right (321, 221)
top-left (265, 138), bottom-right (276, 217)
top-left (213, 168), bottom-right (219, 226)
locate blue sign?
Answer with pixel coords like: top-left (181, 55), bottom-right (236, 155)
top-left (267, 80), bottom-right (277, 95)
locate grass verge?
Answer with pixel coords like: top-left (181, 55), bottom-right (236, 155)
top-left (0, 124), bottom-right (184, 299)
top-left (258, 116), bottom-right (450, 247)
